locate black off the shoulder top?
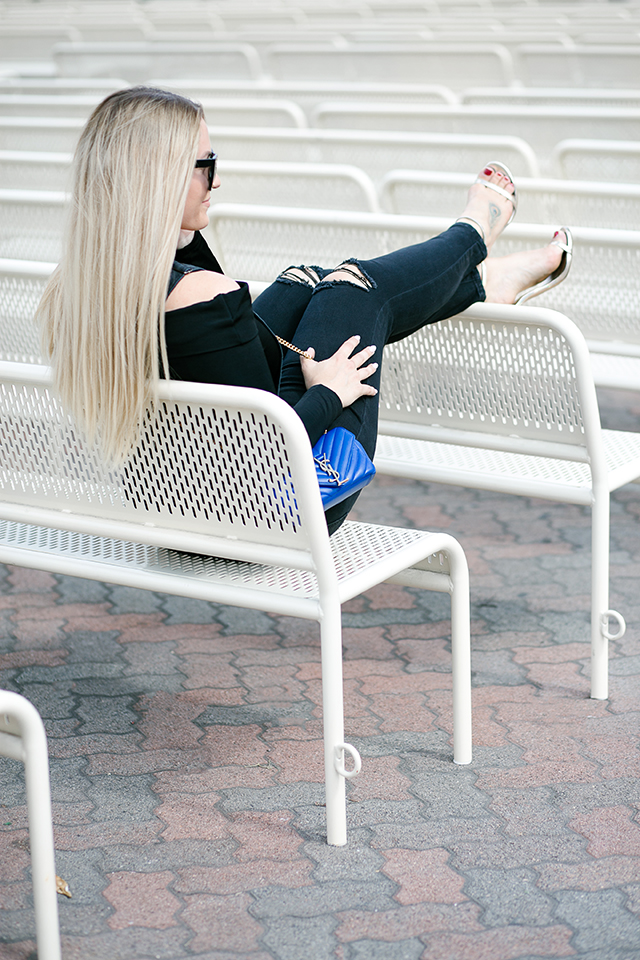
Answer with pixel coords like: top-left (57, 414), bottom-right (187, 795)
top-left (165, 232), bottom-right (341, 446)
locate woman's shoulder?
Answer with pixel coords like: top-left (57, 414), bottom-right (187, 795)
top-left (166, 264), bottom-right (241, 312)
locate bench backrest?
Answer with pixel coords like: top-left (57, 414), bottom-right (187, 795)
top-left (155, 79), bottom-right (459, 114)
top-left (0, 259), bottom-right (53, 363)
top-left (207, 206), bottom-right (640, 351)
top-left (265, 43), bottom-right (515, 90)
top-left (0, 151), bottom-right (72, 191)
top-left (379, 301), bottom-right (603, 462)
top-left (207, 125), bottom-right (540, 181)
top-left (0, 362), bottom-right (330, 568)
top-left (381, 170), bottom-right (640, 230)
top-left (206, 204), bottom-right (448, 281)
top-left (515, 44), bottom-right (640, 90)
top-left (218, 160), bottom-right (379, 212)
top-left (0, 189), bottom-right (67, 262)
top-left (493, 222), bottom-right (640, 349)
top-left (310, 103), bottom-right (640, 173)
top-left (0, 117), bottom-right (84, 154)
top-left (53, 41), bottom-right (262, 83)
top-left (552, 139), bottom-right (640, 183)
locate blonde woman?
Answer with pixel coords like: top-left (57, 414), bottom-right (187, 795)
top-left (38, 86), bottom-right (571, 533)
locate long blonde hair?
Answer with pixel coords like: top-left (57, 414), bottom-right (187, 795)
top-left (38, 86), bottom-right (203, 463)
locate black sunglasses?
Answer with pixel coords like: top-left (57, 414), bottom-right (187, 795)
top-left (194, 151), bottom-right (217, 190)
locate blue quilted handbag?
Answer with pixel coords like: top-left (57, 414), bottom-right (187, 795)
top-left (312, 427), bottom-right (376, 510)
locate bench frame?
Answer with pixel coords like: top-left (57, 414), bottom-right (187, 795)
top-left (0, 362), bottom-right (471, 846)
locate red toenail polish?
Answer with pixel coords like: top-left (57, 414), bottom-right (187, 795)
top-left (553, 231), bottom-right (559, 237)
top-left (483, 167), bottom-right (493, 175)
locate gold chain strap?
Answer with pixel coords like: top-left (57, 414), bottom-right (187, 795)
top-left (274, 336), bottom-right (313, 360)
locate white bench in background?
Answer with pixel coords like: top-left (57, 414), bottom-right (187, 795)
top-left (0, 258), bottom-right (53, 362)
top-left (380, 169), bottom-right (640, 231)
top-left (218, 159), bottom-right (380, 212)
top-left (376, 301), bottom-right (639, 701)
top-left (0, 95), bottom-right (309, 129)
top-left (551, 139), bottom-right (640, 184)
top-left (206, 126), bottom-right (540, 181)
top-left (310, 102), bottom-right (640, 175)
top-left (193, 97), bottom-right (308, 129)
top-left (514, 44), bottom-right (640, 89)
top-left (0, 189), bottom-right (67, 262)
top-left (0, 150), bottom-right (72, 191)
top-left (52, 41), bottom-right (263, 83)
top-left (0, 94), bottom-right (104, 118)
top-left (0, 117), bottom-right (84, 154)
top-left (205, 205), bottom-right (640, 393)
top-left (461, 86), bottom-right (640, 110)
top-left (0, 77), bottom-right (129, 97)
top-left (264, 42), bottom-right (515, 90)
top-left (0, 361), bottom-right (472, 846)
top-left (0, 25), bottom-right (77, 62)
top-left (153, 78), bottom-right (460, 114)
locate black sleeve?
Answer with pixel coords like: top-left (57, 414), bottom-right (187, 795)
top-left (175, 231), bottom-right (224, 274)
top-left (293, 386), bottom-right (342, 448)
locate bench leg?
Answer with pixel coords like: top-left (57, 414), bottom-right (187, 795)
top-left (445, 537), bottom-right (472, 765)
top-left (590, 489), bottom-right (626, 700)
top-left (1, 693), bottom-right (61, 960)
top-left (320, 603), bottom-right (351, 846)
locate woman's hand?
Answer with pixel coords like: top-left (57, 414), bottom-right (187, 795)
top-left (177, 229), bottom-right (195, 249)
top-left (300, 335), bottom-right (378, 408)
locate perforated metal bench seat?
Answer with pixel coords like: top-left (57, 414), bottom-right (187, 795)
top-left (376, 430), bottom-right (640, 504)
top-left (0, 519), bottom-right (452, 617)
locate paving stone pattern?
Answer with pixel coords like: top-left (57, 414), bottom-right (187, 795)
top-left (1, 387), bottom-right (640, 960)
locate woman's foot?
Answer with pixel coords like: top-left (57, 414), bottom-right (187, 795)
top-left (456, 164), bottom-right (517, 252)
top-left (483, 230), bottom-right (569, 305)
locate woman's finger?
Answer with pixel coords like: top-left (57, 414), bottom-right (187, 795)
top-left (335, 334), bottom-right (362, 357)
top-left (358, 361), bottom-right (379, 381)
top-left (350, 344), bottom-right (377, 368)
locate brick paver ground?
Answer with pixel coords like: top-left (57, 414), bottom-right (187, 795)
top-left (1, 387), bottom-right (640, 960)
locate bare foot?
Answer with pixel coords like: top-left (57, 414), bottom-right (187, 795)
top-left (483, 231), bottom-right (567, 304)
top-left (457, 165), bottom-right (516, 252)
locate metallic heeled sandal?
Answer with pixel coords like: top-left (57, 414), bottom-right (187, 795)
top-left (475, 161), bottom-right (518, 226)
top-left (514, 228), bottom-right (573, 306)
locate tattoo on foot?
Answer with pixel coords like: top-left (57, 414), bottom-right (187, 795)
top-left (488, 201), bottom-right (502, 229)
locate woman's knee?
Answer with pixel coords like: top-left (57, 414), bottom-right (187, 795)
top-left (317, 260), bottom-right (376, 292)
top-left (277, 265), bottom-right (323, 288)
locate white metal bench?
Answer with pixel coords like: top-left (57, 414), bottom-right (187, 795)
top-left (52, 41), bottom-right (263, 83)
top-left (152, 78), bottom-right (459, 114)
top-left (514, 44), bottom-right (640, 90)
top-left (218, 159), bottom-right (379, 212)
top-left (206, 125), bottom-right (540, 181)
top-left (380, 169), bottom-right (640, 231)
top-left (0, 690), bottom-right (61, 960)
top-left (205, 206), bottom-right (640, 390)
top-left (0, 150), bottom-right (72, 191)
top-left (265, 42), bottom-right (515, 90)
top-left (551, 139), bottom-right (640, 183)
top-left (309, 102), bottom-right (640, 175)
top-left (0, 361), bottom-right (472, 846)
top-left (461, 87), bottom-right (640, 110)
top-left (376, 301), bottom-right (640, 701)
top-left (0, 189), bottom-right (67, 262)
top-left (0, 258), bottom-right (54, 361)
top-left (0, 117), bottom-right (84, 154)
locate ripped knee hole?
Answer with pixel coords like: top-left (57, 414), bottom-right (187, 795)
top-left (321, 263), bottom-right (372, 290)
top-left (278, 265), bottom-right (322, 288)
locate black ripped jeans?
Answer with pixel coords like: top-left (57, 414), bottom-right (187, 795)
top-left (252, 222), bottom-right (487, 533)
